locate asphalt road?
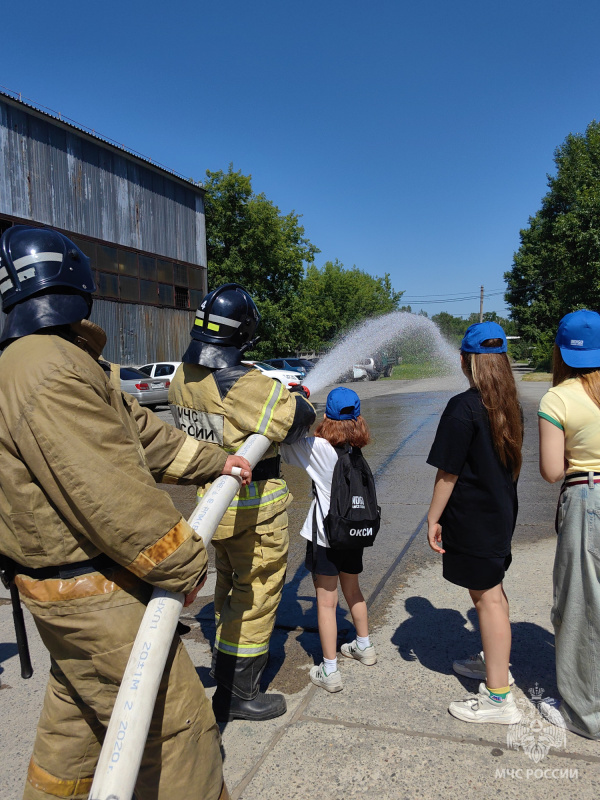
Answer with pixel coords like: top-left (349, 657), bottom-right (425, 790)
top-left (0, 370), bottom-right (562, 798)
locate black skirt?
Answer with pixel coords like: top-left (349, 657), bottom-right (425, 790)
top-left (443, 549), bottom-right (512, 591)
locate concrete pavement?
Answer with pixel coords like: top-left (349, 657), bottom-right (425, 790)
top-left (1, 374), bottom-right (599, 799)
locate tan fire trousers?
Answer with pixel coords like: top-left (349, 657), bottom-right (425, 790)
top-left (213, 509), bottom-right (289, 660)
top-left (17, 570), bottom-right (225, 800)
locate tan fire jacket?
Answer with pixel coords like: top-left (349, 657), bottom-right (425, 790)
top-left (169, 363), bottom-right (315, 528)
top-left (0, 332), bottom-right (228, 595)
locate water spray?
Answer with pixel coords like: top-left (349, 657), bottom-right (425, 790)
top-left (305, 311), bottom-right (461, 394)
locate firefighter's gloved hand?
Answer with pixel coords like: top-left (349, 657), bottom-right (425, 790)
top-left (289, 384), bottom-right (310, 399)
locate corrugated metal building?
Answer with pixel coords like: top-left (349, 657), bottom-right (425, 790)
top-left (0, 90), bottom-right (206, 363)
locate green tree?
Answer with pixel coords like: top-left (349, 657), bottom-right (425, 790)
top-left (204, 165), bottom-right (319, 357)
top-left (431, 312), bottom-right (470, 346)
top-left (505, 120), bottom-right (600, 365)
top-left (293, 260), bottom-right (404, 352)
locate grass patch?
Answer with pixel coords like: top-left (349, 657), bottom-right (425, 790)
top-left (385, 362), bottom-right (449, 380)
top-left (521, 372), bottom-right (552, 382)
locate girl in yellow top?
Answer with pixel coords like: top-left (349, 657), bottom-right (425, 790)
top-left (538, 309), bottom-right (600, 740)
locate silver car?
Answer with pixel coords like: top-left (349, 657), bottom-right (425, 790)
top-left (120, 366), bottom-right (170, 409)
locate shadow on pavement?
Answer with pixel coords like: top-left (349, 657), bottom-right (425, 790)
top-left (0, 641), bottom-right (18, 674)
top-left (392, 596), bottom-right (557, 696)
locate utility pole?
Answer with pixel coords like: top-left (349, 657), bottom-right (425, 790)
top-left (479, 285), bottom-right (484, 323)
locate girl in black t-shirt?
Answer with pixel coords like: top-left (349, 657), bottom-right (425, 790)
top-left (426, 321), bottom-right (523, 725)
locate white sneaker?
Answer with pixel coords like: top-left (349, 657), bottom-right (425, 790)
top-left (539, 697), bottom-right (600, 741)
top-left (449, 683), bottom-right (522, 724)
top-left (453, 651), bottom-right (514, 685)
top-left (310, 663), bottom-right (343, 693)
top-left (341, 639), bottom-right (377, 666)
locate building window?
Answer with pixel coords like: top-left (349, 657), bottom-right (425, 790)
top-left (140, 279), bottom-right (158, 304)
top-left (118, 250), bottom-right (138, 276)
top-left (120, 275), bottom-right (139, 302)
top-left (97, 272), bottom-right (119, 298)
top-left (189, 268), bottom-right (203, 290)
top-left (0, 215), bottom-right (205, 310)
top-left (97, 245), bottom-right (118, 273)
top-left (175, 286), bottom-right (189, 309)
top-left (71, 236), bottom-right (94, 258)
top-left (139, 255), bottom-right (156, 280)
top-left (190, 289), bottom-right (203, 310)
top-left (174, 264), bottom-right (188, 285)
top-left (158, 284), bottom-right (174, 305)
top-left (157, 259), bottom-right (174, 283)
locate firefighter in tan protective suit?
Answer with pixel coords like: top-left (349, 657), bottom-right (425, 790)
top-left (169, 284), bottom-right (315, 722)
top-left (0, 226), bottom-right (252, 800)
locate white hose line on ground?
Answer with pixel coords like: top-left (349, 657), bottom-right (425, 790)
top-left (90, 433), bottom-right (271, 800)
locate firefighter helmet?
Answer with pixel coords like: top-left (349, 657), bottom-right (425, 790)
top-left (182, 283), bottom-right (261, 368)
top-left (0, 226), bottom-right (96, 347)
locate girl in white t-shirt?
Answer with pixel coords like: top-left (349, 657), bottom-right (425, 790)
top-left (281, 387), bottom-right (376, 693)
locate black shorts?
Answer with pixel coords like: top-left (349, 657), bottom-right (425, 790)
top-left (442, 549), bottom-right (512, 591)
top-left (305, 541), bottom-right (364, 576)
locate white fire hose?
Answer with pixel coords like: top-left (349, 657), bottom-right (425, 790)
top-left (89, 433), bottom-right (271, 800)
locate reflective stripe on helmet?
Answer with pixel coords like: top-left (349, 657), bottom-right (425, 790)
top-left (17, 268), bottom-right (36, 282)
top-left (13, 251), bottom-right (63, 270)
top-left (0, 266), bottom-right (13, 293)
top-left (195, 309), bottom-right (242, 328)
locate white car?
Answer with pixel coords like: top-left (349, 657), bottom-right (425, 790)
top-left (137, 361), bottom-right (182, 379)
top-left (242, 360), bottom-right (304, 389)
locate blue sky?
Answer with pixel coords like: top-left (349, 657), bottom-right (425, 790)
top-left (3, 0), bottom-right (600, 317)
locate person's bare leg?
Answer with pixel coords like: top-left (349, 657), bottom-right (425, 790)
top-left (469, 583), bottom-right (511, 689)
top-left (339, 572), bottom-right (369, 638)
top-left (314, 575), bottom-right (340, 661)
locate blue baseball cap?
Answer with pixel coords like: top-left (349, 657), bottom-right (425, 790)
top-left (556, 309), bottom-right (600, 368)
top-left (325, 387), bottom-right (361, 420)
top-left (461, 321), bottom-right (507, 354)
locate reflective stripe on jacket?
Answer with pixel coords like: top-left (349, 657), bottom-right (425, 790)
top-left (169, 362), bottom-right (315, 527)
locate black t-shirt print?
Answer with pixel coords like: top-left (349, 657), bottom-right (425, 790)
top-left (427, 388), bottom-right (518, 558)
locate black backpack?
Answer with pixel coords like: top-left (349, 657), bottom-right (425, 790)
top-left (313, 446), bottom-right (381, 552)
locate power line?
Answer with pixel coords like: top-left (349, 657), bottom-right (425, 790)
top-left (400, 287), bottom-right (506, 300)
top-left (401, 276), bottom-right (559, 305)
top-left (401, 290), bottom-right (506, 304)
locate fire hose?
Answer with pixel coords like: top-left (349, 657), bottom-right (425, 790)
top-left (89, 433), bottom-right (271, 800)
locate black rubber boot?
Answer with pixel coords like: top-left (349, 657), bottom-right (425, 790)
top-left (212, 684), bottom-right (286, 722)
top-left (211, 651), bottom-right (287, 722)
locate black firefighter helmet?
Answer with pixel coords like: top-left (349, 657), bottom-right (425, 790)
top-left (0, 225), bottom-right (96, 347)
top-left (182, 283), bottom-right (261, 368)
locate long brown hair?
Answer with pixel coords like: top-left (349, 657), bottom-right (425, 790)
top-left (461, 339), bottom-right (523, 479)
top-left (315, 415), bottom-right (371, 448)
top-left (552, 344), bottom-right (600, 408)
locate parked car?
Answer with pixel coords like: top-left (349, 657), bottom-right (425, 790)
top-left (241, 360), bottom-right (304, 389)
top-left (263, 357), bottom-right (315, 377)
top-left (137, 361), bottom-right (182, 379)
top-left (352, 358), bottom-right (380, 381)
top-left (120, 366), bottom-right (171, 408)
